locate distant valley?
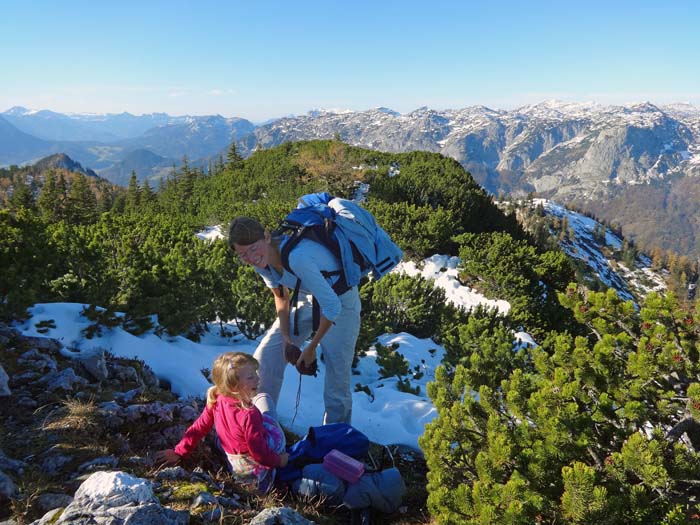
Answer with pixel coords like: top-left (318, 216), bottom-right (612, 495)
top-left (3, 101), bottom-right (700, 256)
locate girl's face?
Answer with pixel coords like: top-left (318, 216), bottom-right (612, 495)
top-left (233, 238), bottom-right (269, 269)
top-left (236, 363), bottom-right (260, 402)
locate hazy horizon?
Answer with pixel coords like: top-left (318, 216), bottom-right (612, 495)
top-left (4, 98), bottom-right (700, 123)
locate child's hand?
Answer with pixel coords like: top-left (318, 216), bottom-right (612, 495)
top-left (155, 449), bottom-right (181, 466)
top-left (278, 452), bottom-right (289, 468)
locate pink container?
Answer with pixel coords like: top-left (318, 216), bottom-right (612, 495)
top-left (323, 448), bottom-right (365, 484)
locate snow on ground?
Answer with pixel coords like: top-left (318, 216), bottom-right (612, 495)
top-left (14, 303), bottom-right (442, 450)
top-left (534, 198), bottom-right (666, 302)
top-left (394, 255), bottom-right (511, 315)
top-left (13, 256), bottom-right (519, 450)
top-left (195, 225), bottom-right (224, 242)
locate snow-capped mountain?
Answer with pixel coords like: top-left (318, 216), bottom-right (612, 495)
top-left (118, 115), bottom-right (254, 160)
top-left (2, 107), bottom-right (177, 142)
top-left (0, 108), bottom-right (255, 179)
top-left (529, 199), bottom-right (667, 303)
top-left (244, 101), bottom-right (700, 200)
top-left (4, 101), bottom-right (700, 255)
top-left (238, 101), bottom-right (700, 256)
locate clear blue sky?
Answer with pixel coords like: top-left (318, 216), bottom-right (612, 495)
top-left (2, 0), bottom-right (699, 121)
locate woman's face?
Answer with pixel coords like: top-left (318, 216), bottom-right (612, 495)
top-left (233, 238), bottom-right (269, 268)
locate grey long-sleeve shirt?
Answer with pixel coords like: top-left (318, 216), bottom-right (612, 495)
top-left (255, 239), bottom-right (344, 321)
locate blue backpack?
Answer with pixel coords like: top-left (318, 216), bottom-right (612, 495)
top-left (276, 192), bottom-right (403, 333)
top-left (277, 422), bottom-right (370, 482)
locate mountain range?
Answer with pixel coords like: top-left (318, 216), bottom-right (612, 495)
top-left (3, 101), bottom-right (700, 256)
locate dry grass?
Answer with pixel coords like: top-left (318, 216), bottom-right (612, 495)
top-left (41, 398), bottom-right (101, 435)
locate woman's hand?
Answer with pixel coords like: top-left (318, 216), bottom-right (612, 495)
top-left (155, 449), bottom-right (181, 466)
top-left (296, 345), bottom-right (318, 376)
top-left (278, 452), bottom-right (289, 468)
top-left (297, 344), bottom-right (316, 368)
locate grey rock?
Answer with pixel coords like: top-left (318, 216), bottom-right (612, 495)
top-left (41, 454), bottom-right (73, 475)
top-left (21, 336), bottom-right (62, 354)
top-left (35, 471), bottom-right (189, 525)
top-left (155, 466), bottom-right (190, 481)
top-left (248, 507), bottom-right (315, 525)
top-left (0, 469), bottom-right (18, 499)
top-left (216, 494), bottom-right (241, 508)
top-left (16, 396), bottom-right (38, 409)
top-left (0, 364), bottom-right (9, 396)
top-left (28, 508), bottom-right (62, 525)
top-left (18, 349), bottom-right (57, 372)
top-left (140, 364), bottom-right (159, 388)
top-left (191, 467), bottom-right (218, 488)
top-left (98, 400), bottom-right (121, 412)
top-left (191, 491), bottom-right (218, 508)
top-left (115, 387), bottom-right (144, 403)
top-left (178, 404), bottom-right (199, 421)
top-left (108, 363), bottom-right (140, 384)
top-left (76, 348), bottom-right (108, 382)
top-left (39, 368), bottom-right (88, 392)
top-left (10, 371), bottom-right (42, 385)
top-left (34, 492), bottom-right (74, 513)
top-left (77, 456), bottom-right (118, 472)
top-left (161, 424), bottom-right (187, 443)
top-left (0, 323), bottom-right (20, 340)
top-left (0, 449), bottom-right (27, 474)
top-left (126, 455), bottom-right (153, 467)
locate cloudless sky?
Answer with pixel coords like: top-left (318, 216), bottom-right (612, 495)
top-left (2, 0), bottom-right (699, 121)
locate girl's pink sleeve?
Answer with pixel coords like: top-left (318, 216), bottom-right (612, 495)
top-left (173, 406), bottom-right (214, 457)
top-left (242, 409), bottom-right (281, 467)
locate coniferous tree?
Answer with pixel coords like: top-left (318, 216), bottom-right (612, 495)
top-left (55, 173), bottom-right (68, 220)
top-left (37, 171), bottom-right (60, 221)
top-left (97, 186), bottom-right (115, 214)
top-left (125, 171), bottom-right (140, 213)
top-left (66, 173), bottom-right (97, 224)
top-left (141, 179), bottom-right (155, 207)
top-left (226, 143), bottom-right (244, 171)
top-left (9, 174), bottom-right (36, 211)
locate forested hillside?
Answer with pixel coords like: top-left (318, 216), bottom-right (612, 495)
top-left (3, 140), bottom-right (700, 523)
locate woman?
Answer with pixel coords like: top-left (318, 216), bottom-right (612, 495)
top-left (228, 216), bottom-right (360, 425)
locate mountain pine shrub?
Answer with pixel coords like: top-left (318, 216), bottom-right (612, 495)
top-left (421, 286), bottom-right (700, 524)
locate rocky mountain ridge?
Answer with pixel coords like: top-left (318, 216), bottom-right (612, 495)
top-left (4, 102), bottom-right (700, 254)
top-left (245, 101), bottom-right (700, 199)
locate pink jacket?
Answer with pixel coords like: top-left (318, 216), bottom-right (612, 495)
top-left (174, 395), bottom-right (282, 468)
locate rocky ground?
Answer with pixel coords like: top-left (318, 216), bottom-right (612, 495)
top-left (0, 323), bottom-right (430, 525)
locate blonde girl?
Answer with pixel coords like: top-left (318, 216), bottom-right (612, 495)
top-left (156, 352), bottom-right (288, 492)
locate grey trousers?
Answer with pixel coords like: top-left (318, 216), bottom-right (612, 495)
top-left (253, 288), bottom-right (361, 424)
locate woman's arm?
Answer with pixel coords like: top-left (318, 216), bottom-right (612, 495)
top-left (271, 285), bottom-right (292, 345)
top-left (297, 316), bottom-right (332, 368)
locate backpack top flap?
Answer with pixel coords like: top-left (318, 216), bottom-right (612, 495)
top-left (329, 198), bottom-right (403, 280)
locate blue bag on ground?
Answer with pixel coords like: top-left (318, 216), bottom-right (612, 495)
top-left (278, 423), bottom-right (370, 482)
